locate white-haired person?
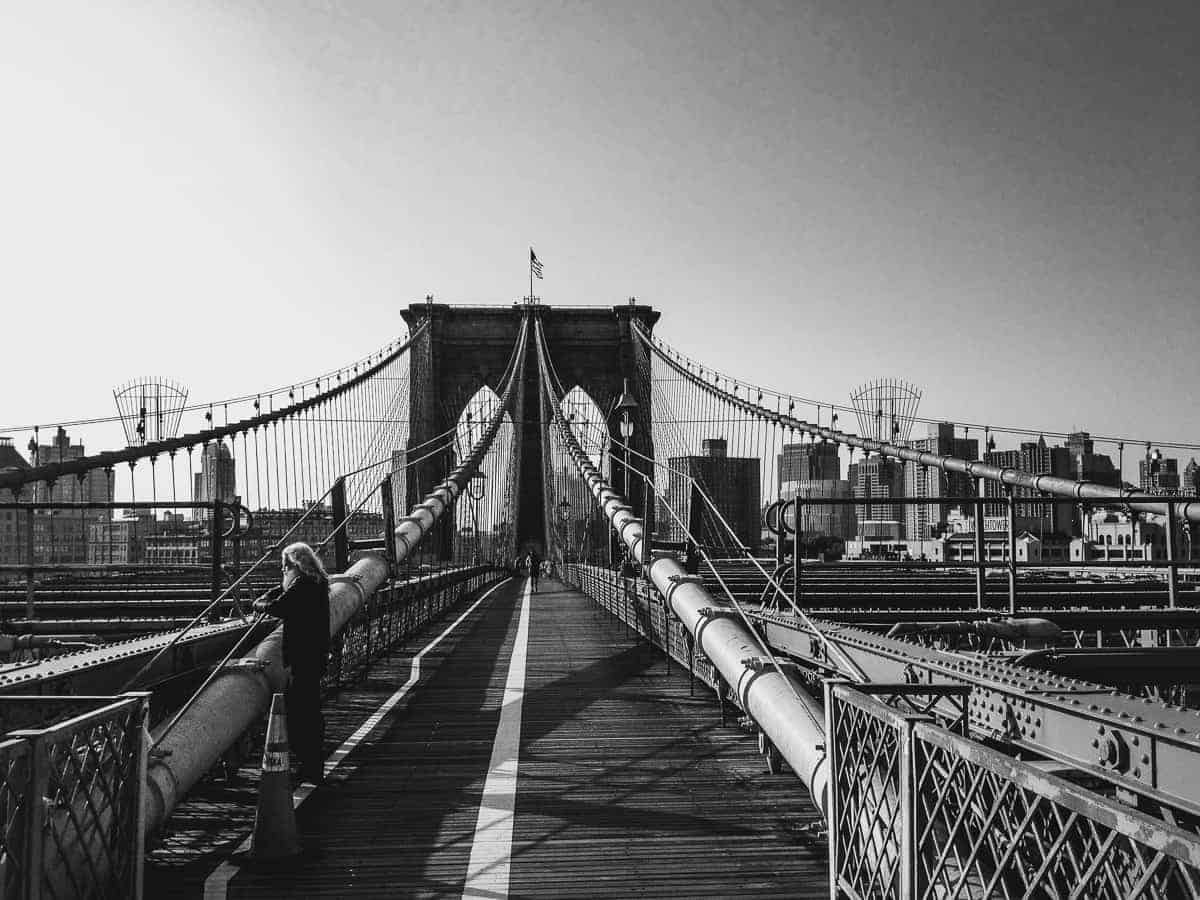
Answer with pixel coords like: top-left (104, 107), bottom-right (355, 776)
top-left (253, 541), bottom-right (331, 784)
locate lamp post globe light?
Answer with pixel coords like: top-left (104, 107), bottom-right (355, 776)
top-left (467, 472), bottom-right (486, 563)
top-left (614, 376), bottom-right (638, 487)
top-left (467, 471), bottom-right (487, 501)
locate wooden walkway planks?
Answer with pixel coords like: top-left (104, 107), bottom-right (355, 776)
top-left (150, 576), bottom-right (827, 898)
top-left (510, 580), bottom-right (826, 899)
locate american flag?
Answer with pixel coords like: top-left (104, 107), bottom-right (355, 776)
top-left (530, 248), bottom-right (544, 279)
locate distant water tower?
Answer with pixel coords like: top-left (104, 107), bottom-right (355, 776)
top-left (850, 379), bottom-right (923, 445)
top-left (113, 378), bottom-right (189, 446)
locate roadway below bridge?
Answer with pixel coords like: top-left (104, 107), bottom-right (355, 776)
top-left (148, 576), bottom-right (824, 898)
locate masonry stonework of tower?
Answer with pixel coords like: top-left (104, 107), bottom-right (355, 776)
top-left (399, 302), bottom-right (660, 558)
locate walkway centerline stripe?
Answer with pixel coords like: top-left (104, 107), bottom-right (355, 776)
top-left (462, 577), bottom-right (533, 900)
top-left (203, 576), bottom-right (514, 900)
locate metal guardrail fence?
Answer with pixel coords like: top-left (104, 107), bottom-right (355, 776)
top-left (826, 681), bottom-right (1200, 899)
top-left (324, 566), bottom-right (500, 690)
top-left (1, 693), bottom-right (149, 899)
top-left (564, 563), bottom-right (716, 692)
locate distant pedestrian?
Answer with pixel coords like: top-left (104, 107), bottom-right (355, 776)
top-left (253, 542), bottom-right (331, 784)
top-left (527, 551), bottom-right (541, 593)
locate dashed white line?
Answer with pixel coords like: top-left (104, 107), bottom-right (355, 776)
top-left (202, 576), bottom-right (514, 899)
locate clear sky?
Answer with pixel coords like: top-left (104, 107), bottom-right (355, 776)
top-left (2, 1), bottom-right (1197, 464)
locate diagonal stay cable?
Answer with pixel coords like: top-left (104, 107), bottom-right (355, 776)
top-left (533, 316), bottom-right (825, 717)
top-left (608, 435), bottom-right (866, 684)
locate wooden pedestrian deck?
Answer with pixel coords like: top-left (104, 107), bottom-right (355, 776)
top-left (148, 577), bottom-right (827, 898)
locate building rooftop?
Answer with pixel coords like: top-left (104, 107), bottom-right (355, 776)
top-left (0, 438), bottom-right (30, 471)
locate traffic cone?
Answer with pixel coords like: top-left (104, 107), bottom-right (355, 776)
top-left (248, 693), bottom-right (300, 861)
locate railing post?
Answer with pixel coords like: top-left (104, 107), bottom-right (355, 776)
top-left (1005, 487), bottom-right (1017, 616)
top-left (973, 479), bottom-right (985, 611)
top-left (230, 495), bottom-right (243, 611)
top-left (688, 482), bottom-right (704, 557)
top-left (793, 498), bottom-right (803, 605)
top-left (380, 476), bottom-right (398, 575)
top-left (130, 692), bottom-right (152, 900)
top-left (823, 679), bottom-right (849, 900)
top-left (897, 716), bottom-right (918, 900)
top-left (642, 473), bottom-right (653, 565)
top-left (210, 502), bottom-right (224, 603)
top-left (330, 476), bottom-right (350, 573)
top-left (25, 505), bottom-right (35, 620)
top-left (1166, 501), bottom-right (1178, 608)
top-left (19, 731), bottom-right (48, 900)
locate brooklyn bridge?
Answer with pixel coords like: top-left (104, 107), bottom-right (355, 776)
top-left (0, 300), bottom-right (1197, 898)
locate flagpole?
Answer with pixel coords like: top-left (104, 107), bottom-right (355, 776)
top-left (529, 247), bottom-right (533, 305)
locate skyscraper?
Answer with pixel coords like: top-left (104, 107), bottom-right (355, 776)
top-left (985, 436), bottom-right (1075, 535)
top-left (1065, 431), bottom-right (1120, 487)
top-left (850, 455), bottom-right (906, 539)
top-left (193, 441), bottom-right (237, 506)
top-left (26, 427), bottom-right (112, 504)
top-left (667, 438), bottom-right (761, 552)
top-left (1139, 455), bottom-right (1181, 495)
top-left (904, 423), bottom-right (978, 539)
top-left (778, 441), bottom-right (855, 538)
top-left (0, 438), bottom-right (31, 564)
top-left (778, 441), bottom-right (840, 488)
top-left (23, 428), bottom-right (115, 562)
top-left (1184, 458), bottom-right (1200, 495)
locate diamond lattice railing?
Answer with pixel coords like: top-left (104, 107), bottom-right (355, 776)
top-left (829, 684), bottom-right (1200, 900)
top-left (832, 694), bottom-right (905, 899)
top-left (38, 701), bottom-right (143, 899)
top-left (912, 724), bottom-right (1200, 900)
top-left (0, 738), bottom-right (31, 896)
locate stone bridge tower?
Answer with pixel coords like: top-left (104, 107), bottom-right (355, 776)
top-left (399, 301), bottom-right (660, 558)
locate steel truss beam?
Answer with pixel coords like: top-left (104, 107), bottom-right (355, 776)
top-left (752, 608), bottom-right (1200, 817)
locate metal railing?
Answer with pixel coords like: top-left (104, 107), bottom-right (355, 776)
top-left (1, 693), bottom-right (150, 899)
top-left (826, 681), bottom-right (1200, 899)
top-left (765, 492), bottom-right (1200, 614)
top-left (564, 563), bottom-right (720, 696)
top-left (323, 566), bottom-right (501, 691)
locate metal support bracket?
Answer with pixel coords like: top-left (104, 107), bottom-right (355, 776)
top-left (697, 607), bottom-right (741, 620)
top-left (740, 656), bottom-right (804, 676)
top-left (223, 658), bottom-right (269, 673)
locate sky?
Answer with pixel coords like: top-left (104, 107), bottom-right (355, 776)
top-left (1, 1), bottom-right (1197, 469)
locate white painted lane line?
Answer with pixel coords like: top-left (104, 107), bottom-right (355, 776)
top-left (203, 577), bottom-right (514, 900)
top-left (462, 577), bottom-right (532, 900)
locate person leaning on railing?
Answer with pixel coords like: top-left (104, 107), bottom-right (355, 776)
top-left (253, 541), bottom-right (331, 784)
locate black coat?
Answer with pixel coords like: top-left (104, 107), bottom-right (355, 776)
top-left (263, 575), bottom-right (331, 675)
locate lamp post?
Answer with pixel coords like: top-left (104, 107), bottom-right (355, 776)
top-left (613, 378), bottom-right (638, 569)
top-left (615, 377), bottom-right (637, 498)
top-left (467, 471), bottom-right (486, 565)
top-left (558, 496), bottom-right (572, 565)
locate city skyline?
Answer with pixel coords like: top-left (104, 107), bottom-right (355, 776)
top-left (0, 2), bottom-right (1196, 460)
